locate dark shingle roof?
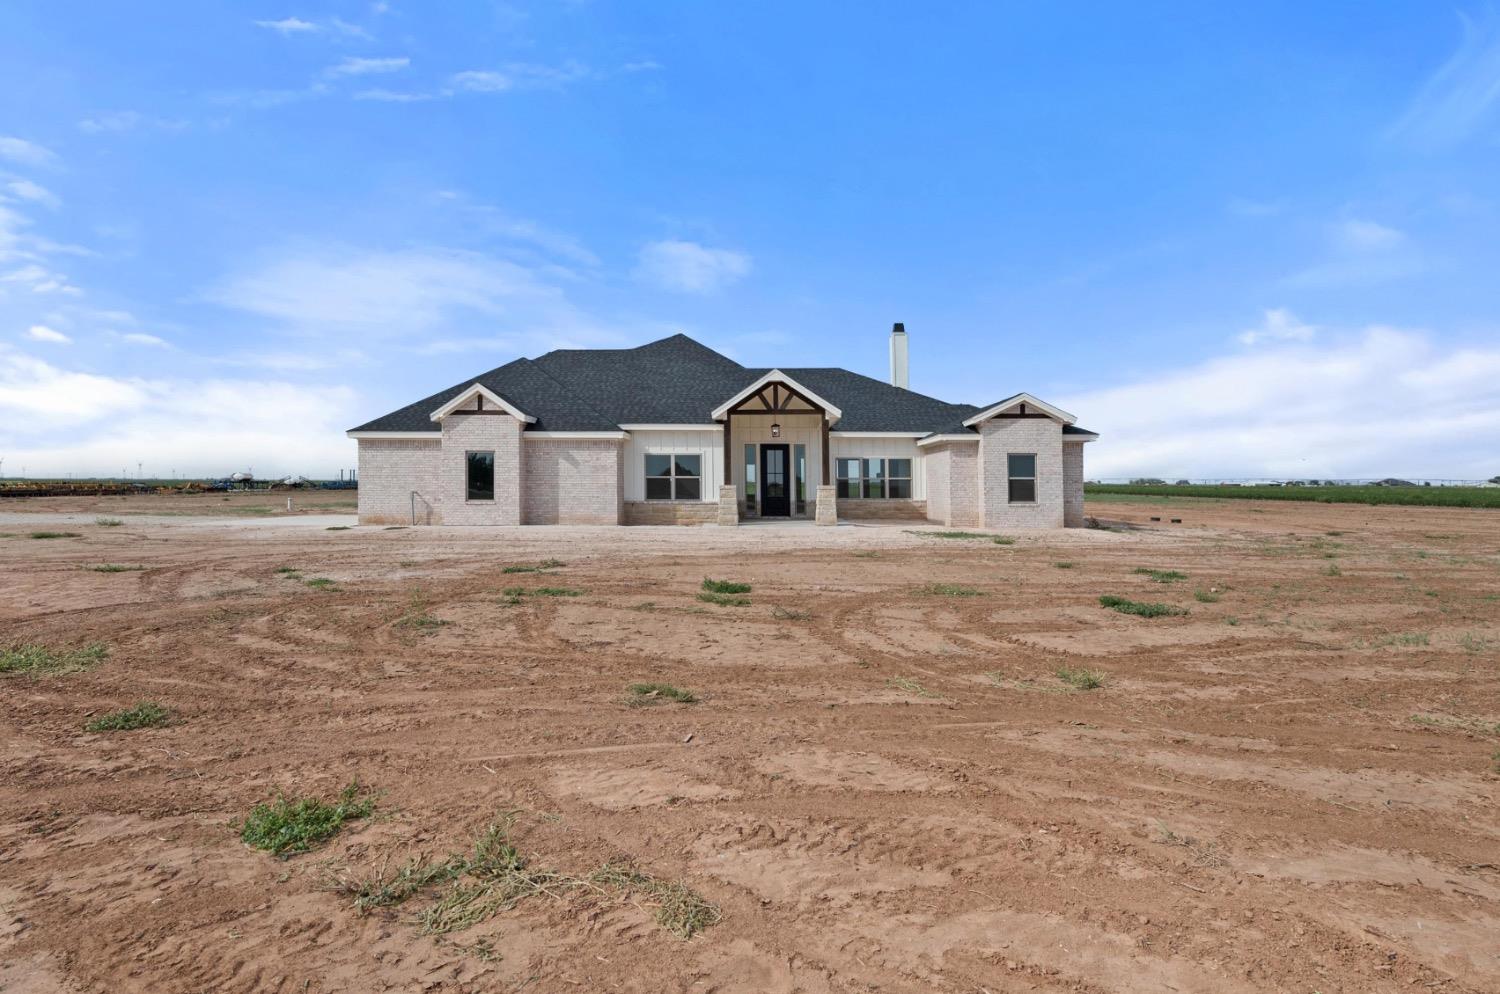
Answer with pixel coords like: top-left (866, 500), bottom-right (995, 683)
top-left (349, 333), bottom-right (1079, 437)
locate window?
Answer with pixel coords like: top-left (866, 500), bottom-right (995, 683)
top-left (743, 444), bottom-right (757, 513)
top-left (835, 457), bottom-right (912, 499)
top-left (466, 451), bottom-right (494, 501)
top-left (887, 458), bottom-right (912, 499)
top-left (1008, 453), bottom-right (1036, 503)
top-left (645, 453), bottom-right (702, 500)
top-left (793, 444), bottom-right (807, 514)
top-left (835, 458), bottom-right (862, 499)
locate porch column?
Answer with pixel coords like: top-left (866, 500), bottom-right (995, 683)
top-left (815, 414), bottom-right (836, 525)
top-left (716, 413), bottom-right (738, 525)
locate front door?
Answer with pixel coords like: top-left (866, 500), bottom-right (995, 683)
top-left (760, 444), bottom-right (790, 517)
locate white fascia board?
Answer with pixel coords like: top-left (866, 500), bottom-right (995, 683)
top-left (346, 431), bottom-right (440, 440)
top-left (429, 383), bottom-right (537, 423)
top-left (916, 433), bottom-right (981, 448)
top-left (523, 431), bottom-right (628, 440)
top-left (618, 423), bottom-right (725, 432)
top-left (832, 431), bottom-right (927, 438)
top-left (961, 392), bottom-right (1076, 427)
top-left (1063, 432), bottom-right (1100, 443)
top-left (710, 369), bottom-right (843, 422)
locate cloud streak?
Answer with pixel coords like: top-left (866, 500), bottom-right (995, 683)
top-left (1063, 320), bottom-right (1500, 480)
top-left (1388, 10), bottom-right (1500, 149)
top-left (635, 240), bottom-right (751, 294)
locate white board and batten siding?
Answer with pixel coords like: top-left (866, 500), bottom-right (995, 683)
top-left (830, 435), bottom-right (925, 500)
top-left (623, 428), bottom-right (723, 502)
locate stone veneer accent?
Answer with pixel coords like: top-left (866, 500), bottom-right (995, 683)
top-left (1063, 441), bottom-right (1086, 528)
top-left (623, 501), bottom-right (718, 525)
top-left (521, 439), bottom-right (624, 525)
top-left (357, 437), bottom-right (442, 525)
top-left (716, 484), bottom-right (739, 526)
top-left (979, 418), bottom-right (1063, 529)
top-left (439, 413), bottom-right (524, 526)
top-left (814, 485), bottom-right (837, 525)
top-left (837, 499), bottom-right (928, 521)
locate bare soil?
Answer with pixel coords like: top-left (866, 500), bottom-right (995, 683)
top-left (2, 496), bottom-right (1498, 993)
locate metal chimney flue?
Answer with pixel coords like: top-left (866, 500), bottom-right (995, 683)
top-left (889, 322), bottom-right (909, 389)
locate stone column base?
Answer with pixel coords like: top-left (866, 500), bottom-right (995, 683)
top-left (814, 485), bottom-right (837, 525)
top-left (716, 485), bottom-right (739, 526)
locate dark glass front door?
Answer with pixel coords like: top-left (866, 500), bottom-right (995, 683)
top-left (760, 444), bottom-right (790, 516)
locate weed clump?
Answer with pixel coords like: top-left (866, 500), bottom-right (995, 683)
top-left (1, 642), bottom-right (108, 676)
top-left (698, 591), bottom-right (750, 607)
top-left (240, 783), bottom-right (375, 858)
top-left (85, 701), bottom-right (169, 731)
top-left (29, 531), bottom-right (81, 540)
top-left (87, 563), bottom-right (146, 573)
top-left (628, 682), bottom-right (698, 705)
top-left (1193, 590), bottom-right (1220, 603)
top-left (1098, 595), bottom-right (1187, 618)
top-left (94, 517), bottom-right (124, 527)
top-left (919, 583), bottom-right (981, 597)
top-left (702, 578), bottom-right (751, 594)
top-left (889, 676), bottom-right (937, 698)
top-left (502, 559), bottom-right (565, 574)
top-left (304, 577), bottom-right (337, 590)
top-left (590, 861), bottom-right (723, 938)
top-left (1133, 568), bottom-right (1187, 583)
top-left (770, 605), bottom-right (810, 620)
top-left (1056, 667), bottom-right (1106, 690)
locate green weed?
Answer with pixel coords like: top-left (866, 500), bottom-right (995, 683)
top-left (1056, 667), bottom-right (1106, 690)
top-left (502, 559), bottom-right (565, 574)
top-left (697, 591), bottom-right (750, 607)
top-left (1, 642), bottom-right (108, 676)
top-left (304, 577), bottom-right (337, 590)
top-left (919, 583), bottom-right (982, 597)
top-left (84, 702), bottom-right (169, 732)
top-left (1098, 595), bottom-right (1187, 618)
top-left (94, 517), bottom-right (124, 527)
top-left (240, 783), bottom-right (375, 858)
top-left (29, 531), bottom-right (80, 540)
top-left (87, 563), bottom-right (146, 573)
top-left (627, 682), bottom-right (698, 705)
top-left (1133, 568), bottom-right (1187, 583)
top-left (1193, 590), bottom-right (1220, 603)
top-left (702, 578), bottom-right (751, 594)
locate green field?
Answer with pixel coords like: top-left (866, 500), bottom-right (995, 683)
top-left (1085, 483), bottom-right (1500, 509)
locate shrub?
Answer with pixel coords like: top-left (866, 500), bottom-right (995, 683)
top-left (1194, 590), bottom-right (1220, 603)
top-left (702, 578), bottom-right (751, 594)
top-left (240, 783), bottom-right (375, 858)
top-left (29, 531), bottom-right (81, 540)
top-left (1098, 595), bottom-right (1186, 618)
top-left (85, 702), bottom-right (169, 732)
top-left (94, 517), bottom-right (124, 527)
top-left (304, 577), bottom-right (337, 590)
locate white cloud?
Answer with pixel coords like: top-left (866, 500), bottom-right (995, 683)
top-left (4, 178), bottom-right (59, 208)
top-left (353, 88), bottom-right (434, 103)
top-left (78, 111), bottom-right (189, 135)
top-left (326, 56), bottom-right (409, 77)
top-left (118, 332), bottom-right (169, 347)
top-left (24, 324), bottom-right (70, 344)
top-left (0, 136), bottom-right (57, 168)
top-left (2, 263), bottom-right (81, 295)
top-left (1062, 321), bottom-right (1500, 480)
top-left (450, 70), bottom-right (512, 93)
top-left (1388, 11), bottom-right (1500, 150)
top-left (635, 240), bottom-right (752, 293)
top-left (0, 346), bottom-right (358, 476)
top-left (206, 245), bottom-right (609, 344)
top-left (254, 17), bottom-right (318, 34)
top-left (1335, 218), bottom-right (1404, 252)
top-left (1236, 308), bottom-right (1316, 346)
top-left (430, 190), bottom-right (600, 267)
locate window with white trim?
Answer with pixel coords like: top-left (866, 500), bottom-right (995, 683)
top-left (1007, 453), bottom-right (1036, 503)
top-left (836, 457), bottom-right (913, 499)
top-left (645, 453), bottom-right (701, 500)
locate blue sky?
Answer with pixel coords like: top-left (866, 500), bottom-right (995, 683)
top-left (2, 2), bottom-right (1498, 480)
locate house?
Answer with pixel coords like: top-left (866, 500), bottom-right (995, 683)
top-left (346, 325), bottom-right (1098, 527)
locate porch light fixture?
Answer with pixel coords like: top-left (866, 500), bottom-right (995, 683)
top-left (770, 421), bottom-right (781, 438)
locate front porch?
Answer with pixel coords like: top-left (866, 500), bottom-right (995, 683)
top-left (713, 372), bottom-right (841, 526)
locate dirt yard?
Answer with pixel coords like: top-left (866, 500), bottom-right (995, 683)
top-left (2, 496), bottom-right (1497, 993)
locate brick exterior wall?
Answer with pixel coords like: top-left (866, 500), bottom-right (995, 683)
top-left (522, 439), bottom-right (624, 525)
top-left (838, 499), bottom-right (928, 521)
top-left (1063, 441), bottom-right (1086, 528)
top-left (623, 501), bottom-right (718, 525)
top-left (357, 438), bottom-right (442, 524)
top-left (979, 419), bottom-right (1064, 529)
top-left (921, 443), bottom-right (981, 528)
top-left (439, 413), bottom-right (524, 526)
